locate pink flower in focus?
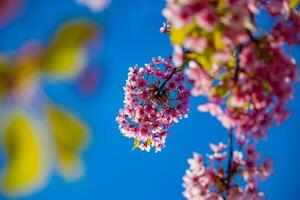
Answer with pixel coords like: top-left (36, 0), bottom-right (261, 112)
top-left (116, 57), bottom-right (190, 152)
top-left (183, 144), bottom-right (272, 200)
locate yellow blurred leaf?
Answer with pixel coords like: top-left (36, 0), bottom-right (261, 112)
top-left (213, 30), bottom-right (224, 50)
top-left (170, 22), bottom-right (197, 45)
top-left (290, 0), bottom-right (300, 8)
top-left (42, 20), bottom-right (99, 80)
top-left (0, 112), bottom-right (49, 197)
top-left (186, 52), bottom-right (212, 71)
top-left (0, 43), bottom-right (41, 101)
top-left (131, 139), bottom-right (140, 151)
top-left (0, 57), bottom-right (10, 98)
top-left (46, 105), bottom-right (88, 181)
top-left (226, 52), bottom-right (236, 69)
top-left (146, 138), bottom-right (151, 147)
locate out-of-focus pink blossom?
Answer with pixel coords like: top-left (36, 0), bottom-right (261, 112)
top-left (207, 142), bottom-right (227, 162)
top-left (183, 153), bottom-right (223, 200)
top-left (198, 103), bottom-right (235, 129)
top-left (233, 151), bottom-right (245, 166)
top-left (195, 7), bottom-right (217, 32)
top-left (173, 45), bottom-right (184, 67)
top-left (184, 36), bottom-right (207, 54)
top-left (185, 61), bottom-right (211, 97)
top-left (258, 157), bottom-right (274, 180)
top-left (209, 142), bottom-right (226, 153)
top-left (76, 0), bottom-right (110, 12)
top-left (263, 0), bottom-right (290, 16)
top-left (0, 0), bottom-right (23, 28)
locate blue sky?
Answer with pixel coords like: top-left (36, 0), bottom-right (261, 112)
top-left (0, 0), bottom-right (300, 199)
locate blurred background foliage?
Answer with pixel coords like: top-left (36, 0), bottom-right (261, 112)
top-left (0, 0), bottom-right (105, 197)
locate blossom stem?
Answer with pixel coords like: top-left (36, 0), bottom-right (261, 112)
top-left (234, 49), bottom-right (241, 83)
top-left (227, 128), bottom-right (233, 180)
top-left (156, 67), bottom-right (177, 95)
top-left (155, 60), bottom-right (190, 98)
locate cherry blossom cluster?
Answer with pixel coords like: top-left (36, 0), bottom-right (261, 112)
top-left (162, 0), bottom-right (299, 140)
top-left (117, 0), bottom-right (299, 199)
top-left (116, 57), bottom-right (190, 152)
top-left (183, 142), bottom-right (273, 200)
top-left (194, 39), bottom-right (298, 140)
top-left (163, 0), bottom-right (256, 68)
top-left (161, 0), bottom-right (299, 199)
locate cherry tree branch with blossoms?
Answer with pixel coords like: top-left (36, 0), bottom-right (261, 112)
top-left (117, 0), bottom-right (300, 199)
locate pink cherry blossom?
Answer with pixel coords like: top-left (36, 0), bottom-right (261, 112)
top-left (118, 0), bottom-right (299, 199)
top-left (195, 7), bottom-right (217, 32)
top-left (160, 20), bottom-right (171, 33)
top-left (198, 103), bottom-right (234, 129)
top-left (207, 142), bottom-right (227, 162)
top-left (209, 142), bottom-right (226, 153)
top-left (183, 143), bottom-right (273, 200)
top-left (233, 151), bottom-right (245, 166)
top-left (183, 153), bottom-right (223, 200)
top-left (173, 45), bottom-right (185, 67)
top-left (184, 36), bottom-right (207, 54)
top-left (116, 57), bottom-right (189, 152)
top-left (185, 61), bottom-right (212, 97)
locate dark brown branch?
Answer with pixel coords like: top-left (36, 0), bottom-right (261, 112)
top-left (227, 128), bottom-right (234, 184)
top-left (233, 44), bottom-right (243, 83)
top-left (156, 67), bottom-right (177, 94)
top-left (155, 60), bottom-right (190, 98)
top-left (221, 129), bottom-right (234, 200)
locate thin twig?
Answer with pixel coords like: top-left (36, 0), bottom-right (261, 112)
top-left (155, 59), bottom-right (190, 98)
top-left (227, 128), bottom-right (234, 184)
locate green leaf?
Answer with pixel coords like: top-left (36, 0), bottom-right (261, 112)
top-left (131, 140), bottom-right (140, 151)
top-left (213, 30), bottom-right (224, 50)
top-left (262, 79), bottom-right (272, 93)
top-left (290, 0), bottom-right (300, 8)
top-left (211, 85), bottom-right (229, 98)
top-left (186, 52), bottom-right (212, 71)
top-left (146, 138), bottom-right (152, 147)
